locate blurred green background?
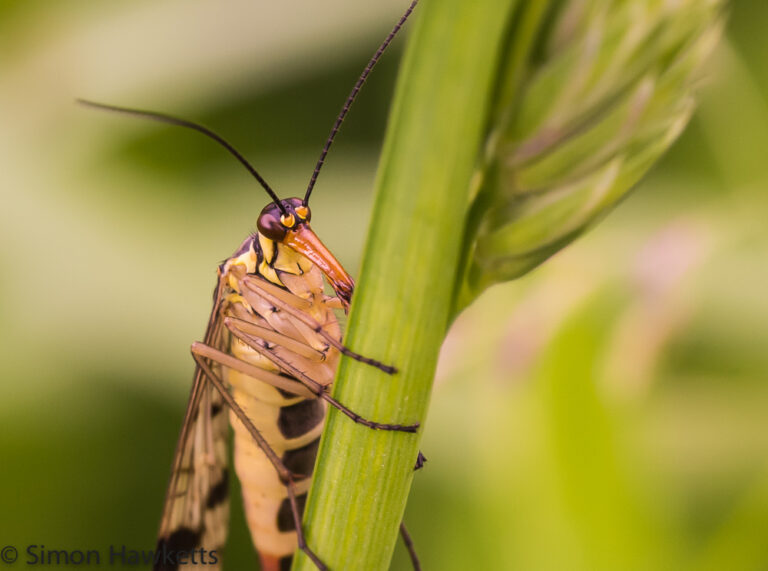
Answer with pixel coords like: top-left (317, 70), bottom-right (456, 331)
top-left (1, 1), bottom-right (767, 569)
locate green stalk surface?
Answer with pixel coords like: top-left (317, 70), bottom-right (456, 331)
top-left (293, 0), bottom-right (517, 568)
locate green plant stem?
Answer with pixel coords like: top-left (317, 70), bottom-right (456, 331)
top-left (292, 0), bottom-right (517, 569)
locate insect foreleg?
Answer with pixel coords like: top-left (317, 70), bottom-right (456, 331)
top-left (190, 351), bottom-right (328, 571)
top-left (234, 271), bottom-right (315, 312)
top-left (225, 314), bottom-right (327, 362)
top-left (241, 275), bottom-right (397, 374)
top-left (223, 321), bottom-right (419, 433)
top-left (321, 295), bottom-right (345, 310)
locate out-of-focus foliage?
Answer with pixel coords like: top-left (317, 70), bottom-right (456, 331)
top-left (0, 1), bottom-right (766, 570)
top-left (457, 0), bottom-right (724, 311)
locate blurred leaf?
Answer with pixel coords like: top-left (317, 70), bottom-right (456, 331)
top-left (692, 467), bottom-right (768, 571)
top-left (695, 40), bottom-right (768, 189)
top-left (531, 287), bottom-right (668, 570)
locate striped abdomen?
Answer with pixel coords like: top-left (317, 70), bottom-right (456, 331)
top-left (225, 262), bottom-right (340, 571)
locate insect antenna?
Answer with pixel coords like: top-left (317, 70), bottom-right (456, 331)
top-left (302, 0), bottom-right (419, 205)
top-left (77, 99), bottom-right (288, 215)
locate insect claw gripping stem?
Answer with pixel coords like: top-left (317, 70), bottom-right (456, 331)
top-left (311, 325), bottom-right (397, 374)
top-left (334, 343), bottom-right (397, 375)
top-left (331, 336), bottom-right (398, 374)
top-left (320, 392), bottom-right (419, 433)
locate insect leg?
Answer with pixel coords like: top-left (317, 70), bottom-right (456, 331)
top-left (321, 295), bottom-right (345, 310)
top-left (399, 451), bottom-right (426, 570)
top-left (192, 342), bottom-right (315, 398)
top-left (197, 333), bottom-right (419, 433)
top-left (399, 522), bottom-right (422, 571)
top-left (225, 314), bottom-right (327, 362)
top-left (225, 319), bottom-right (417, 432)
top-left (285, 476), bottom-right (327, 571)
top-left (190, 351), bottom-right (328, 571)
top-left (241, 276), bottom-right (397, 374)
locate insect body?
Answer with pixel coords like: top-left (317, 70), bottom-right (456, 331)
top-left (81, 2), bottom-right (419, 569)
top-left (141, 184), bottom-right (417, 571)
top-left (224, 223), bottom-right (340, 569)
top-left (156, 197), bottom-right (393, 571)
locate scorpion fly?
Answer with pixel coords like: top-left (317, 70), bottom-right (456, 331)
top-left (80, 1), bottom-right (419, 570)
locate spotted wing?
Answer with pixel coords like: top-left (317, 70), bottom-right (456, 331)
top-left (155, 279), bottom-right (230, 570)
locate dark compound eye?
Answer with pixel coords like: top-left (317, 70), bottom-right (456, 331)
top-left (257, 203), bottom-right (288, 241)
top-left (284, 197), bottom-right (311, 222)
top-left (285, 197), bottom-right (303, 209)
